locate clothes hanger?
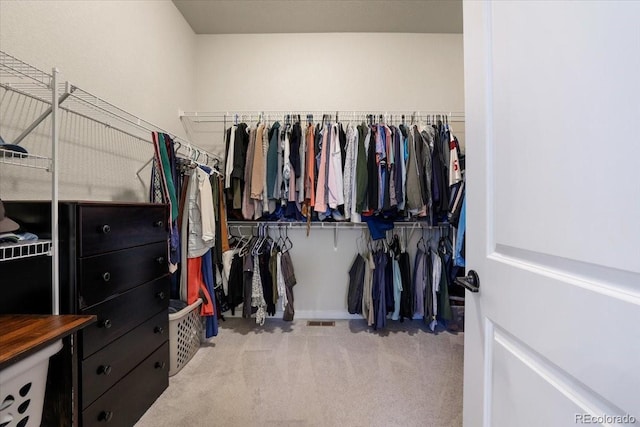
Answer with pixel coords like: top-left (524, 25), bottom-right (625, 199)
top-left (284, 226), bottom-right (293, 253)
top-left (356, 229), bottom-right (366, 255)
top-left (251, 224), bottom-right (262, 256)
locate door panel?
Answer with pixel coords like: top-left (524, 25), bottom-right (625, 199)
top-left (489, 1), bottom-right (640, 273)
top-left (491, 333), bottom-right (589, 427)
top-left (463, 1), bottom-right (640, 426)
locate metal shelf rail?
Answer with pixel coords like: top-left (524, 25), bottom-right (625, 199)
top-left (0, 150), bottom-right (51, 170)
top-left (180, 110), bottom-right (465, 124)
top-left (0, 51), bottom-right (60, 313)
top-left (0, 240), bottom-right (52, 262)
top-left (227, 220), bottom-right (450, 250)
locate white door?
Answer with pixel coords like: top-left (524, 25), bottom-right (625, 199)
top-left (462, 2), bottom-right (640, 426)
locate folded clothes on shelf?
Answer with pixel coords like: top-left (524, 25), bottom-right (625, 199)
top-left (0, 135), bottom-right (29, 156)
top-left (0, 231), bottom-right (39, 244)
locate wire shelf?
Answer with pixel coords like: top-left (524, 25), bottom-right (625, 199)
top-left (0, 51), bottom-right (52, 88)
top-left (0, 240), bottom-right (52, 262)
top-left (62, 85), bottom-right (157, 143)
top-left (0, 49), bottom-right (219, 164)
top-left (62, 84), bottom-right (221, 161)
top-left (0, 149), bottom-right (51, 170)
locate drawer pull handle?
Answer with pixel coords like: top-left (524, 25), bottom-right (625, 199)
top-left (102, 272), bottom-right (111, 282)
top-left (155, 361), bottom-right (166, 370)
top-left (154, 220), bottom-right (164, 228)
top-left (98, 411), bottom-right (113, 422)
top-left (97, 365), bottom-right (112, 376)
top-left (101, 225), bottom-right (111, 234)
top-left (156, 256), bottom-right (165, 264)
top-left (101, 319), bottom-right (112, 329)
top-left (154, 326), bottom-right (164, 334)
top-left (156, 291), bottom-right (166, 300)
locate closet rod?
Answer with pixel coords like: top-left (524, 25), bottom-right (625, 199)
top-left (180, 110), bottom-right (465, 123)
top-left (227, 221), bottom-right (450, 231)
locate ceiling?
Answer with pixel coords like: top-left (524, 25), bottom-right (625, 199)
top-left (172, 0), bottom-right (463, 34)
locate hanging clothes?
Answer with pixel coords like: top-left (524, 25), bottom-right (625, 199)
top-left (372, 250), bottom-right (387, 331)
top-left (187, 168), bottom-right (216, 258)
top-left (419, 127), bottom-right (434, 223)
top-left (266, 122), bottom-right (280, 200)
top-left (304, 123), bottom-right (316, 208)
top-left (412, 248), bottom-right (427, 318)
top-left (296, 121), bottom-right (306, 204)
top-left (250, 123), bottom-right (266, 202)
top-left (437, 240), bottom-right (453, 324)
top-left (362, 251), bottom-right (375, 327)
top-left (242, 248), bottom-right (254, 319)
top-left (425, 247), bottom-right (436, 331)
top-left (327, 123), bottom-right (344, 209)
top-left (347, 253), bottom-right (366, 314)
top-left (343, 124), bottom-right (358, 220)
top-left (398, 250), bottom-right (413, 321)
top-left (227, 252), bottom-right (244, 315)
top-left (355, 123), bottom-right (369, 214)
top-left (404, 125), bottom-right (423, 212)
top-left (259, 250), bottom-right (275, 316)
top-left (280, 250), bottom-right (297, 321)
top-left (231, 123), bottom-right (249, 210)
top-left (201, 250), bottom-right (219, 338)
top-left (242, 127), bottom-right (257, 219)
top-left (224, 126), bottom-right (235, 189)
top-left (315, 124), bottom-right (329, 213)
top-left (391, 255), bottom-right (402, 321)
top-left (366, 126), bottom-right (378, 212)
top-left (151, 133), bottom-right (180, 273)
top-left (261, 123), bottom-right (271, 215)
top-left (251, 254), bottom-right (266, 325)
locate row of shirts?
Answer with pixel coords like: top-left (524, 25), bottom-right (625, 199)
top-left (224, 120), bottom-right (462, 224)
top-left (347, 243), bottom-right (454, 332)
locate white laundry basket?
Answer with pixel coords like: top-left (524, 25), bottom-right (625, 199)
top-left (168, 298), bottom-right (203, 376)
top-left (0, 340), bottom-right (62, 427)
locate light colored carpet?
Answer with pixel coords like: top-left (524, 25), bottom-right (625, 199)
top-left (136, 318), bottom-right (464, 427)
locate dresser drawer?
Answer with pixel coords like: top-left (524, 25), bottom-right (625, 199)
top-left (78, 205), bottom-right (167, 257)
top-left (81, 341), bottom-right (169, 427)
top-left (78, 241), bottom-right (168, 309)
top-left (81, 310), bottom-right (168, 409)
top-left (80, 277), bottom-right (169, 358)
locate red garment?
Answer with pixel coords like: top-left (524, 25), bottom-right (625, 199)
top-left (187, 257), bottom-right (215, 316)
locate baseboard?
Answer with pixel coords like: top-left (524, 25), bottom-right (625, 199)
top-left (294, 310), bottom-right (363, 320)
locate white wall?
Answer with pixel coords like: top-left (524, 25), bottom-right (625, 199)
top-left (196, 33), bottom-right (463, 111)
top-left (190, 33), bottom-right (464, 159)
top-left (0, 0), bottom-right (196, 201)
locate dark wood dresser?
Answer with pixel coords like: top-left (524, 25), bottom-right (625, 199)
top-left (2, 201), bottom-right (170, 426)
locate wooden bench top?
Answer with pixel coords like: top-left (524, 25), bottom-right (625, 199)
top-left (0, 314), bottom-right (96, 370)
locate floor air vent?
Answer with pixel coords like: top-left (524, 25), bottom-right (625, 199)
top-left (307, 321), bottom-right (335, 327)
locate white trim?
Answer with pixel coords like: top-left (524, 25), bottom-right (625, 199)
top-left (483, 317), bottom-right (494, 427)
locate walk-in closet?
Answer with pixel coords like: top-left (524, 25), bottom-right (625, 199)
top-left (1, 1), bottom-right (638, 427)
